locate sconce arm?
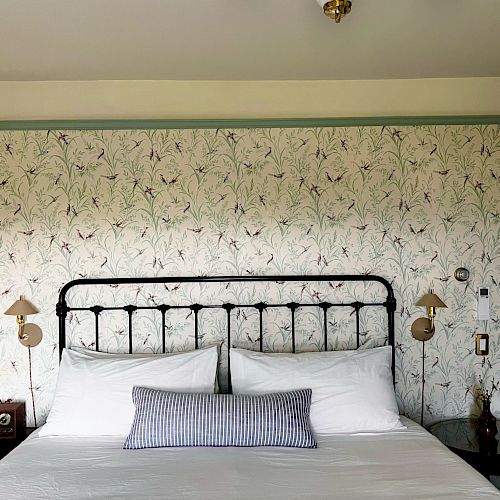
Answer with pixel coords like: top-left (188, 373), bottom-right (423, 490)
top-left (16, 315), bottom-right (29, 341)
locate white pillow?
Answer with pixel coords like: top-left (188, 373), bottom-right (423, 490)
top-left (70, 347), bottom-right (164, 358)
top-left (70, 346), bottom-right (217, 358)
top-left (230, 346), bottom-right (405, 434)
top-left (40, 346), bottom-right (218, 437)
top-left (70, 346), bottom-right (222, 393)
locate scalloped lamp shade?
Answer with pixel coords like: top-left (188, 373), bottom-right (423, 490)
top-left (416, 293), bottom-right (447, 309)
top-left (4, 297), bottom-right (39, 316)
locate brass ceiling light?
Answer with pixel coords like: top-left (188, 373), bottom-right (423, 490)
top-left (317, 0), bottom-right (352, 23)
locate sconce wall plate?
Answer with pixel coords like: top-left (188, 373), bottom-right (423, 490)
top-left (19, 323), bottom-right (43, 348)
top-left (411, 317), bottom-right (434, 341)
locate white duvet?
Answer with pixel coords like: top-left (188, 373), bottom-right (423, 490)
top-left (1, 418), bottom-right (498, 499)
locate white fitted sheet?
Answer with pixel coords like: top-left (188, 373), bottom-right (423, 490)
top-left (1, 418), bottom-right (498, 499)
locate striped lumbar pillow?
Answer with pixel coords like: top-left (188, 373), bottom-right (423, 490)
top-left (124, 386), bottom-right (316, 449)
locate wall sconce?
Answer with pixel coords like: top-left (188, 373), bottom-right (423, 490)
top-left (4, 296), bottom-right (43, 427)
top-left (411, 291), bottom-right (447, 426)
top-left (411, 291), bottom-right (448, 341)
top-left (317, 0), bottom-right (352, 23)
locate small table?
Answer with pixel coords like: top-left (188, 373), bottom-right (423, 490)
top-left (0, 427), bottom-right (36, 460)
top-left (429, 418), bottom-right (500, 480)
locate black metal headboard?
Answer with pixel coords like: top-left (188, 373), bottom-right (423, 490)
top-left (56, 274), bottom-right (396, 384)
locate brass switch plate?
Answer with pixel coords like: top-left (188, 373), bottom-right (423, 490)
top-left (475, 334), bottom-right (489, 356)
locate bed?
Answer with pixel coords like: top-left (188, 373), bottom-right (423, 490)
top-left (1, 275), bottom-right (498, 499)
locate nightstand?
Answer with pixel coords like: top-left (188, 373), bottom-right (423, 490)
top-left (0, 427), bottom-right (36, 460)
top-left (0, 402), bottom-right (35, 460)
top-left (429, 418), bottom-right (500, 482)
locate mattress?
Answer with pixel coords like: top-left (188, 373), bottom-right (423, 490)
top-left (0, 418), bottom-right (498, 499)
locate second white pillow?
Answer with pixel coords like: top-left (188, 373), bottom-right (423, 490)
top-left (230, 346), bottom-right (404, 434)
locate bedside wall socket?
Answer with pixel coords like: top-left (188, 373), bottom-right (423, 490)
top-left (475, 334), bottom-right (489, 356)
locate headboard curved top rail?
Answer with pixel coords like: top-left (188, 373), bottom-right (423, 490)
top-left (56, 274), bottom-right (396, 385)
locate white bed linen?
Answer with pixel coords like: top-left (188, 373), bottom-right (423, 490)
top-left (1, 418), bottom-right (498, 499)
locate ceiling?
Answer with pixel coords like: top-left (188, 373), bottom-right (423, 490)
top-left (1, 0), bottom-right (500, 81)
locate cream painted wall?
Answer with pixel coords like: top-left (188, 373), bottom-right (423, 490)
top-left (0, 78), bottom-right (499, 121)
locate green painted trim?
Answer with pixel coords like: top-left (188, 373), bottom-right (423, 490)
top-left (0, 116), bottom-right (499, 130)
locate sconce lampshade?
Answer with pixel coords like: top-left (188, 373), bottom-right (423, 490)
top-left (415, 293), bottom-right (447, 309)
top-left (4, 297), bottom-right (39, 316)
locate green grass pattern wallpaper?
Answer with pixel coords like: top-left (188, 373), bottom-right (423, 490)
top-left (0, 123), bottom-right (499, 426)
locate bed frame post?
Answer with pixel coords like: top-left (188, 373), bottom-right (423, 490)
top-left (385, 291), bottom-right (397, 382)
top-left (56, 296), bottom-right (68, 360)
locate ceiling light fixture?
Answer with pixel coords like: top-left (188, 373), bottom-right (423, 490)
top-left (317, 0), bottom-right (352, 23)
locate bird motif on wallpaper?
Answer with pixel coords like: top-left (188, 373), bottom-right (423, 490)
top-left (215, 193), bottom-right (227, 204)
top-left (23, 166), bottom-right (37, 175)
top-left (130, 139), bottom-right (144, 150)
top-left (392, 129), bottom-right (403, 141)
top-left (225, 131), bottom-right (238, 144)
top-left (474, 181), bottom-right (486, 193)
top-left (270, 172), bottom-right (285, 179)
top-left (76, 229), bottom-right (96, 240)
top-left (393, 236), bottom-right (403, 248)
top-left (46, 194), bottom-right (60, 205)
top-left (61, 242), bottom-right (71, 253)
top-left (57, 133), bottom-right (70, 145)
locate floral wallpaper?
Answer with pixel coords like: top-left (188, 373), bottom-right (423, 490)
top-left (0, 124), bottom-right (499, 427)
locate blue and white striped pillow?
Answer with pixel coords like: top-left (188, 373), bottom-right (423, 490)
top-left (124, 386), bottom-right (316, 449)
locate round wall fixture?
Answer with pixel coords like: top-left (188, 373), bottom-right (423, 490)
top-left (454, 267), bottom-right (470, 282)
top-left (411, 317), bottom-right (435, 341)
top-left (20, 323), bottom-right (43, 347)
